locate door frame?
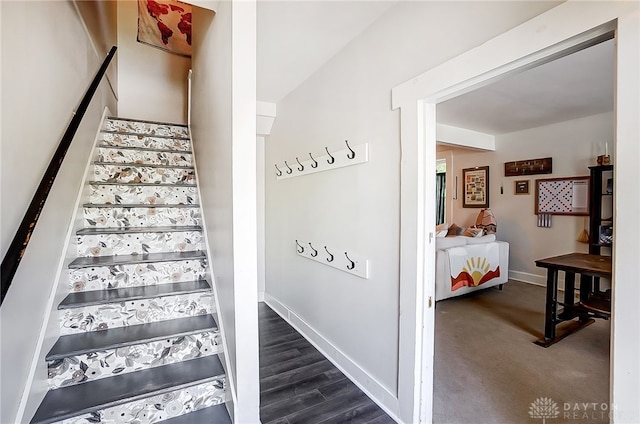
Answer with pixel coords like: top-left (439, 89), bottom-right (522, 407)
top-left (392, 2), bottom-right (640, 423)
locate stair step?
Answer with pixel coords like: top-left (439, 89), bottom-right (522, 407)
top-left (93, 161), bottom-right (194, 170)
top-left (83, 205), bottom-right (201, 228)
top-left (47, 315), bottom-right (217, 360)
top-left (77, 229), bottom-right (203, 257)
top-left (84, 203), bottom-right (200, 208)
top-left (97, 146), bottom-right (193, 167)
top-left (99, 133), bottom-right (191, 152)
top-left (89, 184), bottom-right (198, 206)
top-left (31, 355), bottom-right (225, 424)
top-left (68, 258), bottom-right (208, 291)
top-left (102, 129), bottom-right (190, 140)
top-left (107, 116), bottom-right (188, 128)
top-left (69, 251), bottom-right (206, 269)
top-left (59, 279), bottom-right (210, 309)
top-left (93, 163), bottom-right (195, 185)
top-left (162, 404), bottom-right (231, 424)
top-left (89, 181), bottom-right (196, 187)
top-left (103, 118), bottom-right (189, 140)
top-left (77, 225), bottom-right (202, 235)
top-left (98, 143), bottom-right (192, 154)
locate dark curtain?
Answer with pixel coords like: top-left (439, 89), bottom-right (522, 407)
top-left (436, 172), bottom-right (446, 225)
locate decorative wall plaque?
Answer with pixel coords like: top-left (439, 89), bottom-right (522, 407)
top-left (504, 157), bottom-right (552, 176)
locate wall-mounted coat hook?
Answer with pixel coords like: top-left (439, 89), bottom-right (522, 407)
top-left (325, 147), bottom-right (335, 164)
top-left (345, 252), bottom-right (355, 270)
top-left (295, 239), bottom-right (368, 278)
top-left (345, 140), bottom-right (355, 159)
top-left (309, 153), bottom-right (318, 168)
top-left (296, 157), bottom-right (304, 171)
top-left (324, 246), bottom-right (334, 262)
top-left (284, 161), bottom-right (293, 174)
top-left (274, 164), bottom-right (283, 177)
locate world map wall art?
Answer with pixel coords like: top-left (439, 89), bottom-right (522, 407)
top-left (138, 0), bottom-right (192, 57)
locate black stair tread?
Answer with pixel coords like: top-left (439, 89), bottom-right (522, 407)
top-left (69, 251), bottom-right (206, 269)
top-left (59, 279), bottom-right (211, 310)
top-left (89, 181), bottom-right (196, 187)
top-left (162, 404), bottom-right (231, 424)
top-left (97, 144), bottom-right (192, 155)
top-left (30, 355), bottom-right (225, 424)
top-left (47, 314), bottom-right (217, 360)
top-left (93, 161), bottom-right (194, 170)
top-left (77, 225), bottom-right (202, 235)
top-left (107, 116), bottom-right (189, 128)
top-left (101, 129), bottom-right (190, 140)
top-left (83, 203), bottom-right (199, 208)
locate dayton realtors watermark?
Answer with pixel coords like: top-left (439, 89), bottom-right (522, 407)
top-left (529, 397), bottom-right (616, 422)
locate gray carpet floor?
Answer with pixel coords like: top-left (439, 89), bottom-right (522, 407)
top-left (433, 280), bottom-right (610, 424)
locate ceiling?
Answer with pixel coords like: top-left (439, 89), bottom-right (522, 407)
top-left (255, 2), bottom-right (613, 135)
top-left (257, 1), bottom-right (397, 103)
top-left (436, 38), bottom-right (615, 136)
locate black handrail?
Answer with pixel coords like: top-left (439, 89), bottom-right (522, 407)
top-left (1, 46), bottom-right (117, 305)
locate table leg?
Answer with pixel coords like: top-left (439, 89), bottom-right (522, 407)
top-left (563, 272), bottom-right (576, 308)
top-left (544, 268), bottom-right (559, 340)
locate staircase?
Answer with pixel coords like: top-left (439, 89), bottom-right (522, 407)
top-left (31, 117), bottom-right (231, 424)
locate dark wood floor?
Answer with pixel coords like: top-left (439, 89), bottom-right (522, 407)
top-left (259, 302), bottom-right (395, 424)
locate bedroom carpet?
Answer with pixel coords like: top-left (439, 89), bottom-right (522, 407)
top-left (433, 280), bottom-right (610, 424)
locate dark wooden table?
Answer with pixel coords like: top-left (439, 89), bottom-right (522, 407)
top-left (534, 252), bottom-right (612, 347)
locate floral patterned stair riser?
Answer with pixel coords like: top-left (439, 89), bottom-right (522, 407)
top-left (89, 184), bottom-right (198, 206)
top-left (100, 133), bottom-right (191, 152)
top-left (68, 259), bottom-right (208, 292)
top-left (93, 164), bottom-right (195, 185)
top-left (59, 292), bottom-right (214, 335)
top-left (47, 332), bottom-right (222, 389)
top-left (59, 379), bottom-right (229, 424)
top-left (103, 119), bottom-right (189, 139)
top-left (84, 207), bottom-right (201, 228)
top-left (97, 147), bottom-right (193, 167)
top-left (77, 231), bottom-right (203, 257)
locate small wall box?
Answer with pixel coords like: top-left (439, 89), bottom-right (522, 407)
top-left (599, 225), bottom-right (613, 246)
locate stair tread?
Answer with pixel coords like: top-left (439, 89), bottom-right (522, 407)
top-left (107, 116), bottom-right (188, 128)
top-left (89, 181), bottom-right (196, 187)
top-left (59, 279), bottom-right (211, 310)
top-left (47, 315), bottom-right (217, 360)
top-left (93, 161), bottom-right (194, 170)
top-left (69, 251), bottom-right (205, 269)
top-left (97, 144), bottom-right (192, 154)
top-left (31, 355), bottom-right (224, 424)
top-left (162, 404), bottom-right (231, 424)
top-left (77, 225), bottom-right (202, 235)
top-left (83, 203), bottom-right (199, 208)
top-left (101, 129), bottom-right (190, 140)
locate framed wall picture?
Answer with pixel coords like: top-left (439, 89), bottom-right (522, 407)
top-left (463, 166), bottom-right (489, 208)
top-left (515, 180), bottom-right (530, 194)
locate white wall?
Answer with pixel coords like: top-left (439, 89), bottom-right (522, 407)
top-left (117, 0), bottom-right (190, 124)
top-left (0, 1), bottom-right (117, 422)
top-left (444, 112), bottom-right (613, 284)
top-left (191, 2), bottom-right (259, 421)
top-left (264, 1), bottom-right (560, 418)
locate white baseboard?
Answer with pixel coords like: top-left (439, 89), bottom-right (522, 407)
top-left (262, 293), bottom-right (401, 423)
top-left (509, 270), bottom-right (568, 292)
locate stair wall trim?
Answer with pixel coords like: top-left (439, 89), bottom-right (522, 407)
top-left (15, 107), bottom-right (113, 424)
top-left (187, 121), bottom-right (238, 408)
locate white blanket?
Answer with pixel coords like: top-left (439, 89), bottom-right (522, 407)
top-left (448, 243), bottom-right (501, 291)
